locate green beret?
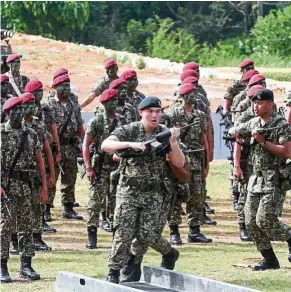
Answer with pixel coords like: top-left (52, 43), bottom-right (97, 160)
top-left (138, 96), bottom-right (161, 110)
top-left (252, 89), bottom-right (274, 102)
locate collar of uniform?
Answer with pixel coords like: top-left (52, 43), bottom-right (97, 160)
top-left (5, 120), bottom-right (26, 132)
top-left (138, 120), bottom-right (161, 136)
top-left (259, 114), bottom-right (276, 128)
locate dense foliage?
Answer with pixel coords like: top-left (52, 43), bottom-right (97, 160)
top-left (2, 1), bottom-right (290, 66)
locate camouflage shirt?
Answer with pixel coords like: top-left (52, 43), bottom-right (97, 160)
top-left (232, 88), bottom-right (248, 112)
top-left (224, 79), bottom-right (246, 101)
top-left (166, 104), bottom-right (206, 169)
top-left (235, 114), bottom-right (291, 193)
top-left (86, 112), bottom-right (127, 170)
top-left (196, 84), bottom-right (210, 107)
top-left (126, 90), bottom-right (145, 111)
top-left (1, 121), bottom-right (41, 175)
top-left (35, 102), bottom-right (55, 129)
top-left (91, 76), bottom-right (119, 96)
top-left (8, 74), bottom-right (30, 96)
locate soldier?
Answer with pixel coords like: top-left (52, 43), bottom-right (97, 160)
top-left (1, 75), bottom-right (12, 123)
top-left (21, 92), bottom-right (56, 251)
top-left (45, 75), bottom-right (85, 220)
top-left (6, 54), bottom-right (30, 96)
top-left (81, 58), bottom-right (119, 108)
top-left (83, 89), bottom-right (127, 249)
top-left (223, 59), bottom-right (255, 113)
top-left (285, 89), bottom-right (291, 124)
top-left (24, 79), bottom-right (60, 230)
top-left (47, 68), bottom-right (79, 105)
top-left (167, 84), bottom-right (212, 243)
top-left (1, 97), bottom-right (47, 282)
top-left (233, 89), bottom-right (291, 270)
top-left (120, 69), bottom-right (145, 111)
top-left (102, 96), bottom-right (184, 283)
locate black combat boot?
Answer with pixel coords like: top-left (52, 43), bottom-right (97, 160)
top-left (188, 226), bottom-right (212, 243)
top-left (201, 209), bottom-right (217, 226)
top-left (169, 225), bottom-right (182, 245)
top-left (106, 269), bottom-right (120, 284)
top-left (19, 256), bottom-right (40, 280)
top-left (0, 259), bottom-right (11, 283)
top-left (239, 223), bottom-right (251, 242)
top-left (44, 204), bottom-right (52, 222)
top-left (86, 226), bottom-right (97, 249)
top-left (102, 220), bottom-right (113, 232)
top-left (161, 248), bottom-right (179, 270)
top-left (62, 203), bottom-right (83, 220)
top-left (122, 253), bottom-right (136, 276)
top-left (287, 238), bottom-right (291, 262)
top-left (33, 233), bottom-right (52, 252)
top-left (42, 212), bottom-right (56, 233)
top-left (252, 248), bottom-right (280, 271)
top-left (120, 263), bottom-right (142, 283)
top-left (205, 201), bottom-right (215, 214)
top-left (232, 192), bottom-right (240, 211)
top-left (10, 233), bottom-right (19, 255)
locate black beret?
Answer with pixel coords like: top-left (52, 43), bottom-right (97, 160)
top-left (138, 96), bottom-right (161, 110)
top-left (252, 89), bottom-right (274, 102)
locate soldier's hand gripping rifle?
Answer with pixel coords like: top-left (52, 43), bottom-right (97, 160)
top-left (115, 122), bottom-right (198, 158)
top-left (50, 142), bottom-right (64, 174)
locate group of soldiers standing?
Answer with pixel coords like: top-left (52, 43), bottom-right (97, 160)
top-left (1, 54), bottom-right (291, 284)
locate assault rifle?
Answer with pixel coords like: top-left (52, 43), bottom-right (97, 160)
top-left (115, 123), bottom-right (198, 158)
top-left (77, 157), bottom-right (86, 179)
top-left (216, 105), bottom-right (234, 161)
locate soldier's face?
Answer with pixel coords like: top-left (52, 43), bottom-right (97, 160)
top-left (117, 83), bottom-right (128, 100)
top-left (140, 108), bottom-right (161, 128)
top-left (127, 77), bottom-right (138, 90)
top-left (253, 100), bottom-right (272, 117)
top-left (255, 80), bottom-right (266, 88)
top-left (56, 82), bottom-right (70, 97)
top-left (106, 65), bottom-right (118, 78)
top-left (241, 65), bottom-right (254, 74)
top-left (1, 81), bottom-right (9, 95)
top-left (23, 100), bottom-right (36, 117)
top-left (103, 98), bottom-right (118, 112)
top-left (32, 89), bottom-right (43, 102)
top-left (9, 60), bottom-right (21, 74)
top-left (183, 92), bottom-right (196, 105)
top-left (8, 104), bottom-right (24, 122)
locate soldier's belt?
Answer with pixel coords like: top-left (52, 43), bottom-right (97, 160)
top-left (253, 169), bottom-right (275, 176)
top-left (60, 137), bottom-right (79, 145)
top-left (121, 177), bottom-right (161, 192)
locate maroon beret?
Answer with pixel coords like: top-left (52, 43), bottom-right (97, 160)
top-left (21, 92), bottom-right (35, 104)
top-left (180, 70), bottom-right (199, 81)
top-left (238, 59), bottom-right (254, 69)
top-left (109, 78), bottom-right (126, 89)
top-left (0, 75), bottom-right (9, 83)
top-left (248, 85), bottom-right (265, 98)
top-left (99, 89), bottom-right (118, 103)
top-left (6, 54), bottom-right (21, 63)
top-left (248, 74), bottom-right (265, 87)
top-left (183, 62), bottom-right (200, 71)
top-left (182, 76), bottom-right (198, 85)
top-left (179, 83), bottom-right (196, 96)
top-left (52, 75), bottom-right (70, 87)
top-left (121, 69), bottom-right (137, 80)
top-left (25, 79), bottom-right (43, 92)
top-left (53, 68), bottom-right (68, 80)
top-left (242, 69), bottom-right (259, 82)
top-left (3, 96), bottom-right (22, 114)
top-left (104, 59), bottom-right (117, 69)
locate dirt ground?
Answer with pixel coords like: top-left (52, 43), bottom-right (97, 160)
top-left (9, 33), bottom-right (287, 112)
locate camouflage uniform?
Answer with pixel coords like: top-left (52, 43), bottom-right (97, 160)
top-left (8, 75), bottom-right (30, 96)
top-left (196, 84), bottom-right (210, 107)
top-left (167, 104), bottom-right (207, 227)
top-left (91, 76), bottom-right (118, 96)
top-left (224, 79), bottom-right (246, 102)
top-left (45, 96), bottom-right (83, 205)
top-left (86, 112), bottom-right (127, 228)
top-left (34, 102), bottom-right (55, 139)
top-left (235, 114), bottom-right (291, 251)
top-left (231, 88), bottom-right (248, 113)
top-left (1, 121), bottom-right (41, 259)
top-left (107, 122), bottom-right (172, 270)
top-left (126, 90), bottom-right (145, 117)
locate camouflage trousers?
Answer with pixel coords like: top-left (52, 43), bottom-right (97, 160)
top-left (276, 191), bottom-right (287, 217)
top-left (48, 157), bottom-right (77, 205)
top-left (1, 179), bottom-right (35, 259)
top-left (245, 191), bottom-right (291, 251)
top-left (186, 170), bottom-right (206, 227)
top-left (87, 169), bottom-right (115, 228)
top-left (108, 189), bottom-right (167, 270)
top-left (31, 185), bottom-right (44, 234)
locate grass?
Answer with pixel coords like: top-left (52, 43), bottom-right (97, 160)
top-left (1, 162), bottom-right (291, 292)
